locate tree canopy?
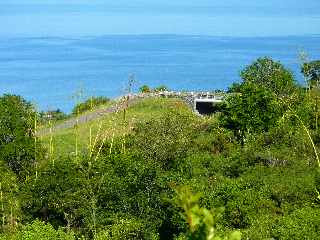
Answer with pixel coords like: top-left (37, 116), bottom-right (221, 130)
top-left (240, 57), bottom-right (296, 96)
top-left (302, 60), bottom-right (320, 87)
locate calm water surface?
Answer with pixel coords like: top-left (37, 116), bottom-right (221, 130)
top-left (0, 35), bottom-right (319, 112)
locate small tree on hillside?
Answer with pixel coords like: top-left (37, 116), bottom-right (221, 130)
top-left (302, 60), bottom-right (320, 88)
top-left (222, 58), bottom-right (298, 140)
top-left (240, 57), bottom-right (296, 96)
top-left (222, 82), bottom-right (281, 139)
top-left (139, 85), bottom-right (151, 93)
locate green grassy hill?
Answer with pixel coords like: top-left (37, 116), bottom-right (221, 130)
top-left (39, 97), bottom-right (192, 158)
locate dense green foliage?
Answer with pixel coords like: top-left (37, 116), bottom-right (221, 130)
top-left (222, 82), bottom-right (281, 137)
top-left (0, 94), bottom-right (37, 175)
top-left (1, 57), bottom-right (320, 239)
top-left (0, 220), bottom-right (75, 240)
top-left (72, 96), bottom-right (110, 115)
top-left (240, 57), bottom-right (296, 96)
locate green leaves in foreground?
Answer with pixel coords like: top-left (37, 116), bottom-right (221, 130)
top-left (175, 187), bottom-right (241, 240)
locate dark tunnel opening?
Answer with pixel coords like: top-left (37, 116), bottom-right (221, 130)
top-left (195, 101), bottom-right (216, 115)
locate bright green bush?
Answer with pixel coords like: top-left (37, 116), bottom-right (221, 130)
top-left (96, 218), bottom-right (158, 240)
top-left (72, 96), bottom-right (110, 115)
top-left (0, 94), bottom-right (37, 175)
top-left (130, 111), bottom-right (196, 169)
top-left (139, 85), bottom-right (152, 93)
top-left (271, 207), bottom-right (320, 239)
top-left (175, 186), bottom-right (241, 240)
top-left (15, 220), bottom-right (75, 240)
top-left (222, 82), bottom-right (282, 138)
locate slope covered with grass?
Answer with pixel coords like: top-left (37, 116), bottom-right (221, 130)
top-left (39, 97), bottom-right (192, 158)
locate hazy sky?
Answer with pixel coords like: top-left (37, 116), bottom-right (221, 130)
top-left (1, 0), bottom-right (320, 37)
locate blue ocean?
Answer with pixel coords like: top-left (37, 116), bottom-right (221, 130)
top-left (0, 35), bottom-right (319, 112)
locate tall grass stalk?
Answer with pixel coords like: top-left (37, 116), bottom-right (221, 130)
top-left (301, 120), bottom-right (320, 167)
top-left (109, 131), bottom-right (115, 156)
top-left (9, 198), bottom-right (15, 228)
top-left (299, 50), bottom-right (311, 95)
top-left (94, 131), bottom-right (108, 162)
top-left (75, 113), bottom-right (79, 162)
top-left (288, 107), bottom-right (320, 168)
top-left (89, 126), bottom-right (92, 153)
top-left (89, 122), bottom-right (103, 159)
top-left (121, 75), bottom-right (134, 154)
top-left (295, 116), bottom-right (320, 168)
top-left (109, 107), bottom-right (121, 155)
top-left (72, 86), bottom-right (84, 162)
top-left (49, 119), bottom-right (54, 167)
top-left (316, 93), bottom-right (319, 131)
top-left (10, 202), bottom-right (12, 228)
top-left (91, 197), bottom-right (97, 239)
top-left (34, 111), bottom-right (38, 180)
top-left (0, 183), bottom-right (4, 228)
top-left (88, 96), bottom-right (95, 157)
top-left (121, 135), bottom-right (126, 154)
top-left (280, 98), bottom-right (320, 167)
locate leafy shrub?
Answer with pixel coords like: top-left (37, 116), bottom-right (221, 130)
top-left (72, 96), bottom-right (110, 115)
top-left (271, 207), bottom-right (320, 240)
top-left (15, 220), bottom-right (75, 240)
top-left (20, 159), bottom-right (89, 230)
top-left (96, 218), bottom-right (158, 240)
top-left (139, 85), bottom-right (152, 93)
top-left (192, 123), bottom-right (236, 155)
top-left (221, 82), bottom-right (282, 138)
top-left (129, 110), bottom-right (195, 169)
top-left (0, 94), bottom-right (37, 175)
top-left (175, 186), bottom-right (241, 240)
